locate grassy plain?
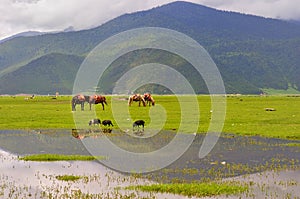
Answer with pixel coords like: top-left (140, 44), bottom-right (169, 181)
top-left (0, 95), bottom-right (300, 139)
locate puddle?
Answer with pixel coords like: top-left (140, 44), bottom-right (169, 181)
top-left (0, 129), bottom-right (300, 198)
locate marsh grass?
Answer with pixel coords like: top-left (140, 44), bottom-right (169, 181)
top-left (277, 143), bottom-right (300, 147)
top-left (55, 175), bottom-right (82, 181)
top-left (126, 182), bottom-right (248, 197)
top-left (19, 154), bottom-right (103, 161)
top-left (1, 95), bottom-right (300, 139)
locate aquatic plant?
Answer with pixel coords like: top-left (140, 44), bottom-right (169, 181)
top-left (19, 154), bottom-right (104, 161)
top-left (126, 182), bottom-right (248, 197)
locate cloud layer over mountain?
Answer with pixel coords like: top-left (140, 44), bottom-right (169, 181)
top-left (1, 0), bottom-right (300, 40)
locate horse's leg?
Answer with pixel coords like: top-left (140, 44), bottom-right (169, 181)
top-left (72, 99), bottom-right (76, 111)
top-left (81, 102), bottom-right (84, 111)
top-left (102, 102), bottom-right (105, 110)
top-left (89, 102), bottom-right (92, 111)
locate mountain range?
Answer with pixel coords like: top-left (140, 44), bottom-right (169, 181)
top-left (1, 1), bottom-right (300, 95)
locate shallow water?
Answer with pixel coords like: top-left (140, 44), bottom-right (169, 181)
top-left (143, 133), bottom-right (300, 183)
top-left (0, 149), bottom-right (157, 198)
top-left (1, 129), bottom-right (300, 198)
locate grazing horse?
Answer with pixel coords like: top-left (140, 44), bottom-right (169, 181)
top-left (128, 94), bottom-right (146, 106)
top-left (72, 95), bottom-right (89, 111)
top-left (89, 118), bottom-right (101, 126)
top-left (133, 120), bottom-right (145, 131)
top-left (102, 120), bottom-right (113, 127)
top-left (143, 93), bottom-right (155, 106)
top-left (88, 95), bottom-right (107, 110)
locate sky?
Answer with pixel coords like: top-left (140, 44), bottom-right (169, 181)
top-left (1, 0), bottom-right (300, 40)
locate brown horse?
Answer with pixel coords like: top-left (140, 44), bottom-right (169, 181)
top-left (71, 94), bottom-right (89, 111)
top-left (88, 95), bottom-right (107, 110)
top-left (128, 94), bottom-right (146, 106)
top-left (143, 93), bottom-right (155, 106)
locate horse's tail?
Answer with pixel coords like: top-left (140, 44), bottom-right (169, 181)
top-left (84, 95), bottom-right (90, 103)
top-left (103, 96), bottom-right (107, 105)
top-left (71, 97), bottom-right (76, 111)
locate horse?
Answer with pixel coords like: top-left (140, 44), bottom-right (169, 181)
top-left (128, 94), bottom-right (146, 106)
top-left (71, 94), bottom-right (89, 111)
top-left (89, 118), bottom-right (101, 126)
top-left (88, 95), bottom-right (107, 110)
top-left (102, 120), bottom-right (113, 127)
top-left (143, 93), bottom-right (155, 106)
top-left (133, 120), bottom-right (145, 131)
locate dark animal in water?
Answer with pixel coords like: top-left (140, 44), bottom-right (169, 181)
top-left (128, 94), bottom-right (146, 106)
top-left (71, 94), bottom-right (89, 111)
top-left (88, 95), bottom-right (107, 110)
top-left (143, 93), bottom-right (155, 106)
top-left (89, 119), bottom-right (101, 126)
top-left (102, 120), bottom-right (113, 127)
top-left (133, 120), bottom-right (145, 131)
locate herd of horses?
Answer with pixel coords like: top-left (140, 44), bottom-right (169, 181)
top-left (71, 93), bottom-right (153, 138)
top-left (72, 93), bottom-right (155, 111)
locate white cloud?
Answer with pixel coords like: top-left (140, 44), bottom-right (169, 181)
top-left (0, 0), bottom-right (300, 40)
top-left (197, 0), bottom-right (300, 20)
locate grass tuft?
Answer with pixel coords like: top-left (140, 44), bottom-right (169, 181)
top-left (19, 154), bottom-right (103, 161)
top-left (56, 175), bottom-right (82, 181)
top-left (126, 182), bottom-right (248, 197)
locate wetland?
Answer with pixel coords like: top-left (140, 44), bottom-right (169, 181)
top-left (0, 95), bottom-right (300, 198)
top-left (0, 129), bottom-right (300, 198)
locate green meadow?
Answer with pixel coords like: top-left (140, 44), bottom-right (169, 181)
top-left (0, 95), bottom-right (300, 139)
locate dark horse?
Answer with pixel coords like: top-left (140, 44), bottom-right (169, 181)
top-left (133, 120), bottom-right (145, 131)
top-left (71, 94), bottom-right (89, 111)
top-left (88, 95), bottom-right (107, 110)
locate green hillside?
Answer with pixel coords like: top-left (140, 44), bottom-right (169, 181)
top-left (0, 1), bottom-right (300, 94)
top-left (0, 53), bottom-right (84, 94)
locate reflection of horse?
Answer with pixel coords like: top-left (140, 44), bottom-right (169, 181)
top-left (88, 95), bottom-right (107, 110)
top-left (143, 93), bottom-right (155, 106)
top-left (71, 95), bottom-right (89, 111)
top-left (128, 94), bottom-right (146, 106)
